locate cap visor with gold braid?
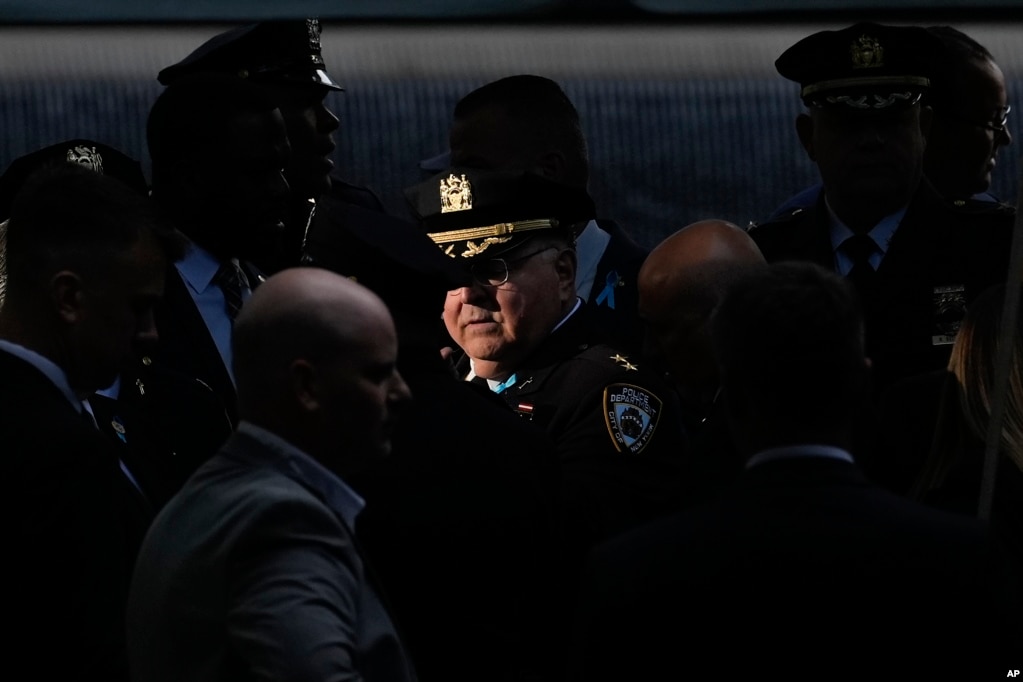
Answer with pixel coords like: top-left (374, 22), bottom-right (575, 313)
top-left (776, 22), bottom-right (939, 111)
top-left (405, 167), bottom-right (596, 260)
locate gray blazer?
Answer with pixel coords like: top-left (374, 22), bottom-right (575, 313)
top-left (127, 425), bottom-right (416, 682)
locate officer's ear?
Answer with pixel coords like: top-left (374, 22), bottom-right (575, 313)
top-left (290, 358), bottom-right (321, 413)
top-left (918, 104), bottom-right (933, 142)
top-left (534, 151), bottom-right (567, 183)
top-left (554, 246), bottom-right (576, 299)
top-left (51, 270), bottom-right (86, 325)
top-left (796, 113), bottom-right (816, 162)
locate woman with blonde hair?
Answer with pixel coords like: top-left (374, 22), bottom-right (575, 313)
top-left (912, 282), bottom-right (1022, 561)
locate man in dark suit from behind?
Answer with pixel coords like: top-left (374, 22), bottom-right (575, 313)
top-left (749, 23), bottom-right (1013, 396)
top-left (445, 74), bottom-right (650, 354)
top-left (571, 262), bottom-right (1020, 680)
top-left (1, 164), bottom-right (185, 681)
top-left (127, 268), bottom-right (417, 682)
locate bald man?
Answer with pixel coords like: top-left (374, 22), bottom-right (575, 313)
top-left (639, 220), bottom-right (766, 409)
top-left (127, 268), bottom-right (417, 682)
top-left (638, 220), bottom-right (766, 502)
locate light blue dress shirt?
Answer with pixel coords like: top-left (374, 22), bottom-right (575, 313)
top-left (826, 200), bottom-right (906, 276)
top-left (174, 241), bottom-right (251, 384)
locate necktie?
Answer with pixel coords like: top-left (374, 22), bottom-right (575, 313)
top-left (841, 234), bottom-right (882, 329)
top-left (216, 259), bottom-right (247, 321)
top-left (79, 401), bottom-right (99, 428)
top-left (81, 397), bottom-right (153, 510)
top-left (841, 234), bottom-right (879, 288)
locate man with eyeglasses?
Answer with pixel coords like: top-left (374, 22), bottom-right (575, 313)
top-left (924, 25), bottom-right (1014, 206)
top-left (407, 166), bottom-right (689, 567)
top-left (748, 22), bottom-right (1014, 397)
top-left (764, 24), bottom-right (1014, 214)
top-left (408, 167), bottom-right (689, 678)
top-left (424, 75), bottom-right (651, 357)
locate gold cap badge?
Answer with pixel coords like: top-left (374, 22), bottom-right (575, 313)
top-left (440, 174), bottom-right (473, 213)
top-left (306, 19), bottom-right (322, 51)
top-left (66, 146), bottom-right (104, 173)
top-left (850, 34), bottom-right (884, 69)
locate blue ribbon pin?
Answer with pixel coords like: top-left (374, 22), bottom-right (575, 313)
top-left (595, 271), bottom-right (620, 309)
top-left (493, 373), bottom-right (518, 394)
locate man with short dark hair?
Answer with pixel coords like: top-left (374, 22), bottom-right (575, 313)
top-left (2, 163), bottom-right (184, 682)
top-left (0, 138), bottom-right (233, 511)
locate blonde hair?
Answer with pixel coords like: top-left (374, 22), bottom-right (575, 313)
top-left (0, 219), bottom-right (7, 310)
top-left (914, 284), bottom-right (1023, 497)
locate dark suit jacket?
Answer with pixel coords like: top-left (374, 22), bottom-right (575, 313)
top-left (127, 428), bottom-right (416, 682)
top-left (150, 264), bottom-right (241, 426)
top-left (91, 362), bottom-right (232, 511)
top-left (3, 350), bottom-right (142, 682)
top-left (749, 181), bottom-right (1013, 394)
top-left (572, 454), bottom-right (1021, 680)
top-left (582, 219), bottom-right (649, 355)
top-left (92, 263), bottom-right (239, 511)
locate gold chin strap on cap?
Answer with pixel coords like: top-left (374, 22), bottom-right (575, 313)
top-left (428, 218), bottom-right (558, 259)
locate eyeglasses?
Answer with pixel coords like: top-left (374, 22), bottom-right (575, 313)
top-left (468, 247), bottom-right (558, 288)
top-left (947, 105), bottom-right (1011, 134)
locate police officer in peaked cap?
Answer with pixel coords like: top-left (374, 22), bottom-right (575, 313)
top-left (748, 22), bottom-right (1014, 397)
top-left (406, 166), bottom-right (691, 556)
top-left (159, 19), bottom-right (385, 273)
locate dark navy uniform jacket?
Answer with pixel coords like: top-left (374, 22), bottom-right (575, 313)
top-left (459, 304), bottom-right (689, 549)
top-left (748, 180), bottom-right (1014, 395)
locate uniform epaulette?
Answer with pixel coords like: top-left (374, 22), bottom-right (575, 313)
top-left (576, 344), bottom-right (643, 372)
top-left (326, 175), bottom-right (387, 212)
top-left (747, 207), bottom-right (805, 232)
top-left (948, 196), bottom-right (1016, 217)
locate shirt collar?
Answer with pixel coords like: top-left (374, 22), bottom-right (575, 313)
top-left (0, 339), bottom-right (82, 410)
top-left (574, 220), bottom-right (611, 300)
top-left (468, 297), bottom-right (583, 388)
top-left (236, 421), bottom-right (366, 529)
top-left (175, 238), bottom-right (222, 295)
top-left (745, 444), bottom-right (855, 470)
top-left (826, 198), bottom-right (905, 256)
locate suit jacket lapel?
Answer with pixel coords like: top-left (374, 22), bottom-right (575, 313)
top-left (154, 267), bottom-right (238, 423)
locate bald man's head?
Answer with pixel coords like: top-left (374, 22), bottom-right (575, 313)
top-left (638, 220), bottom-right (766, 403)
top-left (233, 267), bottom-right (411, 474)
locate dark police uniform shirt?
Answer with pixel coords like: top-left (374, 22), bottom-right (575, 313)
top-left (748, 180), bottom-right (1014, 395)
top-left (460, 300), bottom-right (689, 548)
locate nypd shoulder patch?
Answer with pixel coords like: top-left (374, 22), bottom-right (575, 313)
top-left (603, 383), bottom-right (662, 454)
